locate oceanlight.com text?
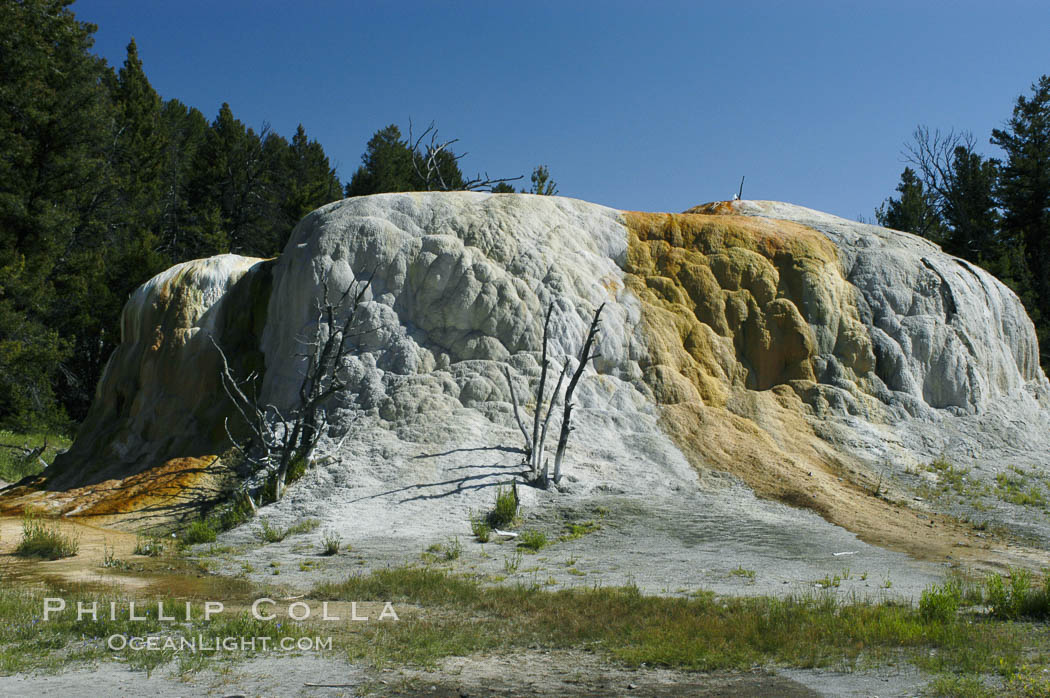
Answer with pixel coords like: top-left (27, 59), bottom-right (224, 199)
top-left (107, 635), bottom-right (333, 652)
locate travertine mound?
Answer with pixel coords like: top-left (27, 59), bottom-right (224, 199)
top-left (23, 193), bottom-right (1050, 541)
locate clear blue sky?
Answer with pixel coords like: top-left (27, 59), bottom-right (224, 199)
top-left (75, 0), bottom-right (1050, 220)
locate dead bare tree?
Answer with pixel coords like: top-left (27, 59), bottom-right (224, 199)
top-left (212, 275), bottom-right (372, 508)
top-left (553, 303), bottom-right (603, 484)
top-left (904, 126), bottom-right (977, 210)
top-left (503, 302), bottom-right (603, 488)
top-left (408, 120), bottom-right (523, 192)
top-left (0, 437), bottom-right (50, 475)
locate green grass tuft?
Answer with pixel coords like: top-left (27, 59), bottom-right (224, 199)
top-left (469, 514), bottom-right (492, 543)
top-left (257, 517), bottom-right (321, 543)
top-left (133, 535), bottom-right (165, 557)
top-left (14, 510), bottom-right (79, 560)
top-left (984, 568), bottom-right (1050, 620)
top-left (560, 520), bottom-right (600, 541)
top-left (321, 531), bottom-right (341, 556)
top-left (486, 483), bottom-right (519, 529)
top-left (310, 565), bottom-right (1048, 679)
top-left (920, 580), bottom-right (962, 623)
top-left (517, 530), bottom-right (547, 552)
top-left (182, 520), bottom-right (217, 545)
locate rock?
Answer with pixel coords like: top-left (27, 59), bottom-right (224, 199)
top-left (29, 193), bottom-right (1050, 534)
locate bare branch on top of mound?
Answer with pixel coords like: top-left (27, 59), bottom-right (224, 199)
top-left (408, 120), bottom-right (523, 192)
top-left (212, 274), bottom-right (372, 508)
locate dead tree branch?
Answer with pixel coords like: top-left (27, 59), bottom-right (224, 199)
top-left (408, 120), bottom-right (523, 192)
top-left (511, 301), bottom-right (604, 488)
top-left (503, 364), bottom-right (532, 458)
top-left (213, 274), bottom-right (372, 505)
top-left (529, 303), bottom-right (554, 475)
top-left (553, 303), bottom-right (604, 484)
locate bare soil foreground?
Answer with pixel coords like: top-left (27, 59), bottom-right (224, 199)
top-left (0, 651), bottom-right (930, 697)
top-left (1, 485), bottom-right (1048, 697)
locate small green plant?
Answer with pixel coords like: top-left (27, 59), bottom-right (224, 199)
top-left (321, 531), bottom-right (341, 556)
top-left (469, 514), bottom-right (492, 543)
top-left (919, 579), bottom-right (962, 623)
top-left (814, 573), bottom-right (841, 588)
top-left (984, 568), bottom-right (1050, 619)
top-left (919, 457), bottom-right (987, 502)
top-left (518, 529), bottom-right (548, 552)
top-left (15, 510), bottom-right (79, 559)
top-left (133, 535), bottom-right (165, 557)
top-left (442, 537), bottom-right (462, 561)
top-left (994, 470), bottom-right (1047, 507)
top-left (257, 516), bottom-right (304, 545)
top-left (183, 520), bottom-right (217, 545)
top-left (560, 520), bottom-right (600, 541)
top-left (504, 550), bottom-right (523, 573)
top-left (210, 493), bottom-right (255, 532)
top-left (100, 543), bottom-right (130, 570)
top-left (730, 566), bottom-right (756, 582)
top-left (486, 482), bottom-right (519, 529)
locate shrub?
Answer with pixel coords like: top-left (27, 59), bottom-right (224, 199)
top-left (985, 568), bottom-right (1050, 620)
top-left (442, 537), bottom-right (462, 561)
top-left (15, 510), bottom-right (79, 559)
top-left (518, 529), bottom-right (548, 551)
top-left (919, 580), bottom-right (961, 623)
top-left (0, 431), bottom-right (71, 483)
top-left (321, 531), bottom-right (341, 556)
top-left (133, 535), bottom-right (165, 557)
top-left (257, 518), bottom-right (320, 543)
top-left (214, 496), bottom-right (255, 531)
top-left (470, 515), bottom-right (491, 543)
top-left (182, 520), bottom-right (217, 545)
top-left (486, 483), bottom-right (518, 529)
top-left (561, 520), bottom-right (600, 541)
top-left (257, 519), bottom-right (284, 543)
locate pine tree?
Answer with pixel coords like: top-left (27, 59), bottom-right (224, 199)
top-left (991, 75), bottom-right (1050, 365)
top-left (112, 39), bottom-right (167, 235)
top-left (529, 165), bottom-right (558, 195)
top-left (345, 124), bottom-right (416, 196)
top-left (50, 38), bottom-right (172, 420)
top-left (876, 168), bottom-right (946, 242)
top-left (282, 124), bottom-right (343, 230)
top-left (183, 103), bottom-right (273, 256)
top-left (0, 0), bottom-right (114, 429)
top-left (158, 99), bottom-right (210, 259)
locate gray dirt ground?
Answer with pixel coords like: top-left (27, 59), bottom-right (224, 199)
top-left (206, 416), bottom-right (953, 600)
top-left (0, 651), bottom-right (932, 697)
top-left (211, 489), bottom-right (948, 601)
